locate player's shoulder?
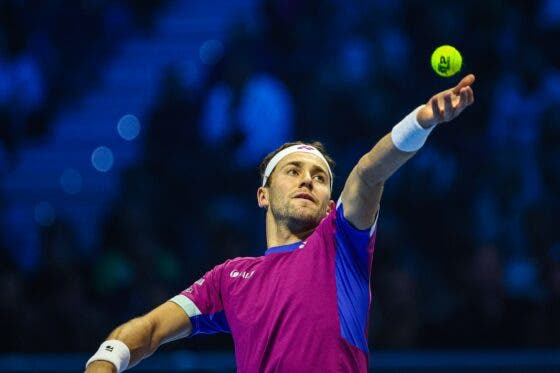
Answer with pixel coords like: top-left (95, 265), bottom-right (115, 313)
top-left (206, 256), bottom-right (264, 278)
top-left (221, 255), bottom-right (264, 269)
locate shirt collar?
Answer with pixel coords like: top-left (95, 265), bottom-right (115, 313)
top-left (264, 241), bottom-right (304, 256)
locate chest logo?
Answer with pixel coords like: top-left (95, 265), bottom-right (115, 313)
top-left (230, 270), bottom-right (255, 279)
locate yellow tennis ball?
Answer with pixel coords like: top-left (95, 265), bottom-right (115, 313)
top-left (431, 45), bottom-right (462, 77)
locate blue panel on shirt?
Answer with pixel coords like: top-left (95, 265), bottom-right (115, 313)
top-left (265, 241), bottom-right (302, 255)
top-left (334, 203), bottom-right (373, 352)
top-left (190, 311), bottom-right (231, 336)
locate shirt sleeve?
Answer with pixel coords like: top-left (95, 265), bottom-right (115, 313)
top-left (330, 200), bottom-right (378, 351)
top-left (334, 199), bottom-right (378, 271)
top-left (169, 262), bottom-right (231, 336)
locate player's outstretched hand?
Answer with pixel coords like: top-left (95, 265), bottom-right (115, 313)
top-left (417, 74), bottom-right (475, 129)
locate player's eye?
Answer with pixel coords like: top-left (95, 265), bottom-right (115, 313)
top-left (287, 168), bottom-right (299, 176)
top-left (313, 174), bottom-right (326, 183)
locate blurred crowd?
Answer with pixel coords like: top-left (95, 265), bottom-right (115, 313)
top-left (0, 1), bottom-right (162, 160)
top-left (1, 0), bottom-right (559, 353)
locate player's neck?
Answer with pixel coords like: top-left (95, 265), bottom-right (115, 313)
top-left (265, 214), bottom-right (315, 248)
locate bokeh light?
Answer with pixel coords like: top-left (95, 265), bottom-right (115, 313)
top-left (117, 114), bottom-right (141, 141)
top-left (91, 146), bottom-right (114, 172)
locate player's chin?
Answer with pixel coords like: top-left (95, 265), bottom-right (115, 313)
top-left (291, 201), bottom-right (315, 212)
top-left (291, 206), bottom-right (323, 224)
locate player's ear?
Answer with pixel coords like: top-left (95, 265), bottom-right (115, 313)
top-left (326, 200), bottom-right (335, 215)
top-left (257, 187), bottom-right (269, 209)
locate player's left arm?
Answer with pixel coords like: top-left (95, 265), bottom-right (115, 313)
top-left (340, 74), bottom-right (475, 229)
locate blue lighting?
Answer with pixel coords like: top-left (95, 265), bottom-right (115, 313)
top-left (91, 146), bottom-right (114, 172)
top-left (180, 60), bottom-right (203, 88)
top-left (199, 39), bottom-right (224, 65)
top-left (117, 114), bottom-right (141, 141)
top-left (34, 202), bottom-right (55, 227)
top-left (60, 168), bottom-right (82, 194)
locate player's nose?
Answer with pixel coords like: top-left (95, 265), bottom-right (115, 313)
top-left (299, 172), bottom-right (313, 188)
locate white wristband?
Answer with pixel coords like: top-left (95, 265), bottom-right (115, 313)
top-left (391, 105), bottom-right (435, 152)
top-left (86, 340), bottom-right (131, 372)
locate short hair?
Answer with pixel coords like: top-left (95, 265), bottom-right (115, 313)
top-left (259, 141), bottom-right (335, 187)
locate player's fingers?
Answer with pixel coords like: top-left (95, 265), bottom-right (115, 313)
top-left (458, 88), bottom-right (468, 108)
top-left (443, 93), bottom-right (453, 121)
top-left (452, 74), bottom-right (475, 94)
top-left (453, 87), bottom-right (474, 117)
top-left (467, 87), bottom-right (475, 105)
top-left (451, 87), bottom-right (465, 107)
top-left (460, 74), bottom-right (475, 87)
top-left (451, 89), bottom-right (466, 112)
top-left (459, 87), bottom-right (473, 107)
top-left (431, 97), bottom-right (444, 123)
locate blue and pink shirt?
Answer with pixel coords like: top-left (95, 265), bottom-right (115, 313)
top-left (170, 201), bottom-right (377, 372)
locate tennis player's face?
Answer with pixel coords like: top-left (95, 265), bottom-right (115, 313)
top-left (264, 153), bottom-right (333, 232)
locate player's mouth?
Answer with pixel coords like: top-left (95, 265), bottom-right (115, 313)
top-left (293, 192), bottom-right (315, 203)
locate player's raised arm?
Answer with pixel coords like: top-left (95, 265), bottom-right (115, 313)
top-left (340, 74), bottom-right (475, 229)
top-left (85, 301), bottom-right (192, 373)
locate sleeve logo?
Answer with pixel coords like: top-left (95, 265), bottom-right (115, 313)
top-left (229, 270), bottom-right (255, 279)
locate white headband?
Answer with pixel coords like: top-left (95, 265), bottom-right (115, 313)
top-left (262, 144), bottom-right (333, 189)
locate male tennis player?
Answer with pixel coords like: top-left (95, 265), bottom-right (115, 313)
top-left (86, 74), bottom-right (475, 372)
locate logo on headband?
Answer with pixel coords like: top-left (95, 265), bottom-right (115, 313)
top-left (297, 145), bottom-right (316, 151)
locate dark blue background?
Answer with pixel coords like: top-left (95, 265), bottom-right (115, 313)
top-left (0, 0), bottom-right (559, 368)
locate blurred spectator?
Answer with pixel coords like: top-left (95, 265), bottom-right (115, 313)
top-left (443, 245), bottom-right (540, 347)
top-left (373, 268), bottom-right (421, 348)
top-left (528, 244), bottom-right (560, 346)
